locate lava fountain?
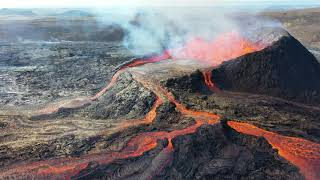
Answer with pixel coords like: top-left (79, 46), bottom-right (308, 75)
top-left (171, 31), bottom-right (265, 66)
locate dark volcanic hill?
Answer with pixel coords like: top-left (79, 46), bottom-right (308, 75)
top-left (212, 32), bottom-right (320, 104)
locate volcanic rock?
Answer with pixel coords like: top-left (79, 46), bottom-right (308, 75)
top-left (212, 32), bottom-right (320, 104)
top-left (79, 72), bottom-right (157, 120)
top-left (0, 41), bottom-right (134, 107)
top-left (151, 102), bottom-right (196, 131)
top-left (30, 71), bottom-right (158, 120)
top-left (165, 122), bottom-right (303, 180)
top-left (72, 121), bottom-right (304, 180)
top-left (164, 70), bottom-right (211, 94)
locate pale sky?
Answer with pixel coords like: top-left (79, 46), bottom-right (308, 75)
top-left (0, 0), bottom-right (319, 8)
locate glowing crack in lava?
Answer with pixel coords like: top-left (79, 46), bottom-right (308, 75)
top-left (228, 121), bottom-right (320, 180)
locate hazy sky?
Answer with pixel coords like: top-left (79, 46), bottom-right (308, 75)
top-left (1, 0), bottom-right (320, 8)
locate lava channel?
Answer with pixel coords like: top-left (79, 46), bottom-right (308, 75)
top-left (33, 51), bottom-right (171, 117)
top-left (228, 121), bottom-right (320, 180)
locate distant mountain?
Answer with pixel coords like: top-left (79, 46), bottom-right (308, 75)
top-left (0, 8), bottom-right (35, 16)
top-left (58, 10), bottom-right (94, 17)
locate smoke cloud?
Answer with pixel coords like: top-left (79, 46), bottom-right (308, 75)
top-left (93, 6), bottom-right (282, 56)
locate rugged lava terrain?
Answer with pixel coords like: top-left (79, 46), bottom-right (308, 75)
top-left (0, 28), bottom-right (319, 180)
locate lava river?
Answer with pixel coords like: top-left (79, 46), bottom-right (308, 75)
top-left (1, 32), bottom-right (319, 180)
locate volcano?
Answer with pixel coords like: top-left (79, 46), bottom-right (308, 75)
top-left (211, 30), bottom-right (320, 104)
top-left (0, 28), bottom-right (319, 180)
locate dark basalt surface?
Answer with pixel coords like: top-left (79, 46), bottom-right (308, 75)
top-left (30, 72), bottom-right (158, 120)
top-left (0, 41), bottom-right (134, 107)
top-left (151, 102), bottom-right (196, 131)
top-left (212, 34), bottom-right (320, 105)
top-left (164, 72), bottom-right (320, 143)
top-left (165, 70), bottom-right (212, 95)
top-left (78, 72), bottom-right (157, 120)
top-left (166, 122), bottom-right (303, 180)
top-left (72, 121), bottom-right (303, 180)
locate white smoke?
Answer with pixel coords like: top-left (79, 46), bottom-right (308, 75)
top-left (93, 6), bottom-right (282, 56)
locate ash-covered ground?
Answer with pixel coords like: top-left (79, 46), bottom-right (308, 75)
top-left (0, 41), bottom-right (133, 107)
top-left (0, 8), bottom-right (320, 180)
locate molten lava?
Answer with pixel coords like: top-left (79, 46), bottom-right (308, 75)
top-left (228, 121), bottom-right (320, 180)
top-left (171, 31), bottom-right (264, 66)
top-left (3, 31), bottom-right (319, 180)
top-left (121, 51), bottom-right (171, 69)
top-left (91, 51), bottom-right (171, 101)
top-left (35, 31), bottom-right (263, 117)
top-left (118, 97), bottom-right (164, 129)
top-left (202, 70), bottom-right (221, 93)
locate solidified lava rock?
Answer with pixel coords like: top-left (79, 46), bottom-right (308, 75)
top-left (165, 70), bottom-right (210, 94)
top-left (79, 72), bottom-right (157, 120)
top-left (71, 122), bottom-right (304, 180)
top-left (152, 102), bottom-right (196, 131)
top-left (0, 134), bottom-right (101, 168)
top-left (29, 71), bottom-right (157, 120)
top-left (212, 32), bottom-right (320, 104)
top-left (161, 122), bottom-right (303, 180)
top-left (72, 139), bottom-right (170, 180)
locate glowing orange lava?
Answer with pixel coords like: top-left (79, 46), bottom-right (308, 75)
top-left (3, 31), bottom-right (318, 180)
top-left (121, 51), bottom-right (171, 69)
top-left (202, 70), bottom-right (221, 93)
top-left (36, 31), bottom-right (264, 116)
top-left (228, 121), bottom-right (320, 180)
top-left (171, 31), bottom-right (264, 66)
top-left (91, 51), bottom-right (171, 101)
top-left (35, 51), bottom-right (171, 116)
top-left (118, 97), bottom-right (164, 129)
top-left (0, 78), bottom-right (221, 180)
top-left (90, 69), bottom-right (125, 100)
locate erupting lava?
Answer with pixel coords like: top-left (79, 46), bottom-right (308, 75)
top-left (34, 31), bottom-right (263, 116)
top-left (2, 31), bottom-right (320, 180)
top-left (171, 31), bottom-right (264, 66)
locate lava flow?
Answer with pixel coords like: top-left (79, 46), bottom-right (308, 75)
top-left (118, 97), bottom-right (164, 129)
top-left (228, 121), bottom-right (320, 180)
top-left (33, 51), bottom-right (171, 117)
top-left (202, 70), bottom-right (221, 93)
top-left (3, 31), bottom-right (319, 180)
top-left (121, 51), bottom-right (171, 69)
top-left (0, 85), bottom-right (220, 180)
top-left (33, 31), bottom-right (262, 117)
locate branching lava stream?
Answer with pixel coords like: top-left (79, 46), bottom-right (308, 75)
top-left (2, 32), bottom-right (320, 180)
